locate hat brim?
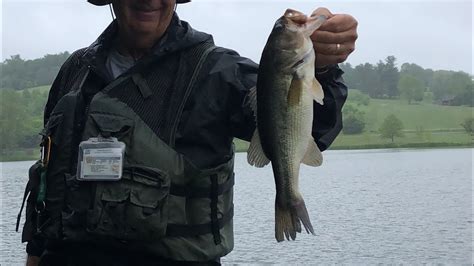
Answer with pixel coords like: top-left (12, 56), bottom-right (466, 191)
top-left (88, 0), bottom-right (190, 6)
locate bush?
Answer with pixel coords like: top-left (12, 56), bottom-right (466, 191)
top-left (342, 104), bottom-right (366, 134)
top-left (461, 117), bottom-right (474, 135)
top-left (343, 115), bottom-right (366, 134)
top-left (347, 89), bottom-right (370, 106)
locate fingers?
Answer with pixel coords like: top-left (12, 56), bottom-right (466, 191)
top-left (309, 9), bottom-right (358, 67)
top-left (319, 14), bottom-right (358, 33)
top-left (311, 7), bottom-right (334, 19)
top-left (315, 54), bottom-right (350, 67)
top-left (312, 30), bottom-right (358, 44)
top-left (314, 42), bottom-right (355, 56)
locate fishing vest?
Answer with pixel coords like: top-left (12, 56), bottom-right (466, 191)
top-left (19, 41), bottom-right (235, 261)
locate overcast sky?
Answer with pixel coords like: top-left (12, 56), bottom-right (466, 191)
top-left (2, 0), bottom-right (473, 74)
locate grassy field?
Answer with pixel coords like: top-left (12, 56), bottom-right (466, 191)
top-left (233, 98), bottom-right (473, 152)
top-left (25, 85), bottom-right (50, 93)
top-left (360, 99), bottom-right (472, 132)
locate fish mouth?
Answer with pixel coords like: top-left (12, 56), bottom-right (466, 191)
top-left (283, 9), bottom-right (307, 23)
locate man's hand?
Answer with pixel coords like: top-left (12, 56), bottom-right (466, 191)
top-left (310, 7), bottom-right (358, 67)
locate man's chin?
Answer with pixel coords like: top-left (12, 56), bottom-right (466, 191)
top-left (130, 22), bottom-right (162, 35)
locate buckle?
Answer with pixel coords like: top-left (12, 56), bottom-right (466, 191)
top-left (41, 136), bottom-right (52, 166)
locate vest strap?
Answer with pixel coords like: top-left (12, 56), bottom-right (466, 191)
top-left (210, 174), bottom-right (221, 244)
top-left (165, 205), bottom-right (234, 237)
top-left (131, 73), bottom-right (153, 99)
top-left (16, 181), bottom-right (31, 232)
top-left (169, 173), bottom-right (234, 198)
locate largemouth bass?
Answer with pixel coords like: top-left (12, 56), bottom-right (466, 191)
top-left (247, 9), bottom-right (326, 242)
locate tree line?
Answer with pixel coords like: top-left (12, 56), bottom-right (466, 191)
top-left (1, 52), bottom-right (70, 90)
top-left (2, 53), bottom-right (472, 106)
top-left (340, 56), bottom-right (473, 106)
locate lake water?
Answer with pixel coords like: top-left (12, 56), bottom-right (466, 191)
top-left (1, 149), bottom-right (472, 265)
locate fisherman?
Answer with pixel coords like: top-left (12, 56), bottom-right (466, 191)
top-left (20, 0), bottom-right (357, 265)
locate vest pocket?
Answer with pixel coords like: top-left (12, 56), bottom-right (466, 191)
top-left (89, 112), bottom-right (133, 139)
top-left (86, 165), bottom-right (170, 241)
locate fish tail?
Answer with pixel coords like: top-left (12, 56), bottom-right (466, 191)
top-left (275, 198), bottom-right (315, 242)
top-left (293, 199), bottom-right (315, 236)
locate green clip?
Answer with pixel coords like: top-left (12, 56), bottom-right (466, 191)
top-left (36, 166), bottom-right (47, 211)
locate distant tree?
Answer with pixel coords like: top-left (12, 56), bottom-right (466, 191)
top-left (400, 63), bottom-right (434, 88)
top-left (431, 70), bottom-right (472, 103)
top-left (339, 63), bottom-right (356, 91)
top-left (398, 74), bottom-right (425, 104)
top-left (1, 52), bottom-right (69, 90)
top-left (453, 83), bottom-right (474, 106)
top-left (1, 55), bottom-right (26, 89)
top-left (460, 117), bottom-right (474, 135)
top-left (342, 104), bottom-right (366, 134)
top-left (377, 56), bottom-right (400, 98)
top-left (379, 114), bottom-right (404, 142)
top-left (353, 63), bottom-right (381, 98)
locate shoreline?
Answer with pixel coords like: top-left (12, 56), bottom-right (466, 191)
top-left (4, 143), bottom-right (472, 163)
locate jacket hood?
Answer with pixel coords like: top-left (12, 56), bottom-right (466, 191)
top-left (82, 12), bottom-right (213, 65)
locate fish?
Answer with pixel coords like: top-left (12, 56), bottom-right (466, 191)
top-left (247, 9), bottom-right (327, 242)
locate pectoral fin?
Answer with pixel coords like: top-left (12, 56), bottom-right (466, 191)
top-left (302, 140), bottom-right (323, 166)
top-left (309, 78), bottom-right (324, 105)
top-left (288, 78), bottom-right (304, 107)
top-left (247, 129), bottom-right (270, 167)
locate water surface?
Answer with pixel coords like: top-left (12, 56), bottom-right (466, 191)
top-left (1, 149), bottom-right (472, 264)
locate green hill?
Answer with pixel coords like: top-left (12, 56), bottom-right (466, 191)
top-left (359, 99), bottom-right (472, 132)
top-left (331, 98), bottom-right (472, 149)
top-left (233, 98), bottom-right (473, 152)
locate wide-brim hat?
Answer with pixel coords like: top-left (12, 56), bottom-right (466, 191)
top-left (88, 0), bottom-right (190, 5)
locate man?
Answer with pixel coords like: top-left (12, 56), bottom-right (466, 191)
top-left (21, 0), bottom-right (357, 265)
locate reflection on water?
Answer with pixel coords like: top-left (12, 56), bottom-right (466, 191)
top-left (1, 149), bottom-right (472, 264)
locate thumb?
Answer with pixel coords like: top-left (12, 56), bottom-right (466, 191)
top-left (311, 7), bottom-right (334, 19)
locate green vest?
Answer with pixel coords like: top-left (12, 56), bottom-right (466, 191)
top-left (20, 42), bottom-right (235, 261)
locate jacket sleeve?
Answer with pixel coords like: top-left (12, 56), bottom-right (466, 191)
top-left (225, 52), bottom-right (347, 151)
top-left (312, 65), bottom-right (348, 151)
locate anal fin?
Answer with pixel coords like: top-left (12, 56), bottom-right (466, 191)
top-left (302, 140), bottom-right (323, 166)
